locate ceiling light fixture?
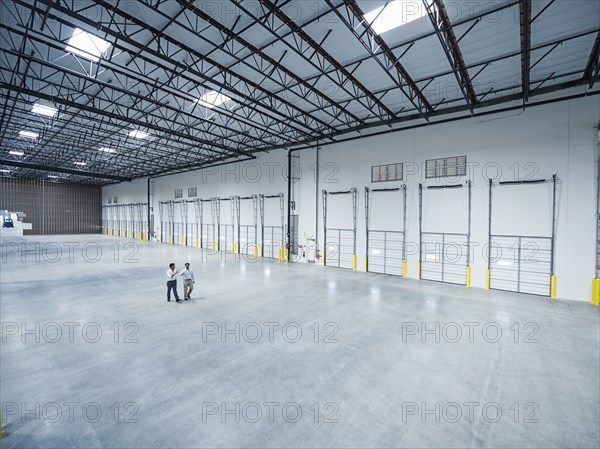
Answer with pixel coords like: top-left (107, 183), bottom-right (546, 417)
top-left (9, 150), bottom-right (25, 156)
top-left (31, 103), bottom-right (58, 117)
top-left (363, 0), bottom-right (428, 35)
top-left (66, 28), bottom-right (111, 62)
top-left (197, 91), bottom-right (232, 109)
top-left (99, 147), bottom-right (117, 154)
top-left (19, 130), bottom-right (38, 139)
top-left (73, 161), bottom-right (87, 166)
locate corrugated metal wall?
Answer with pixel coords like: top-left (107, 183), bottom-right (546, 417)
top-left (0, 178), bottom-right (101, 235)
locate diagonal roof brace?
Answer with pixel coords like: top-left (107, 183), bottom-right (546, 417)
top-left (258, 0), bottom-right (397, 121)
top-left (423, 0), bottom-right (478, 111)
top-left (584, 31), bottom-right (600, 88)
top-left (337, 0), bottom-right (434, 116)
top-left (0, 159), bottom-right (132, 181)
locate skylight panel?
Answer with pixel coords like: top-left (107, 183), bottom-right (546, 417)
top-left (66, 28), bottom-right (111, 62)
top-left (31, 103), bottom-right (58, 117)
top-left (18, 130), bottom-right (38, 139)
top-left (363, 0), bottom-right (428, 35)
top-left (128, 130), bottom-right (149, 139)
top-left (197, 91), bottom-right (232, 109)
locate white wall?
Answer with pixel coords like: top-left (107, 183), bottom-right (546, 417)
top-left (103, 94), bottom-right (600, 301)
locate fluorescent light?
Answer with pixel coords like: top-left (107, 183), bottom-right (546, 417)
top-left (74, 161), bottom-right (87, 166)
top-left (48, 175), bottom-right (60, 179)
top-left (497, 260), bottom-right (512, 267)
top-left (128, 130), bottom-right (149, 139)
top-left (19, 130), bottom-right (38, 139)
top-left (66, 28), bottom-right (111, 62)
top-left (0, 169), bottom-right (10, 173)
top-left (9, 150), bottom-right (24, 156)
top-left (31, 103), bottom-right (58, 117)
top-left (99, 147), bottom-right (117, 154)
top-left (363, 0), bottom-right (427, 35)
top-left (197, 91), bottom-right (232, 109)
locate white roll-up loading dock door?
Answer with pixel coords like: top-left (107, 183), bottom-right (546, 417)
top-left (259, 193), bottom-right (285, 261)
top-left (418, 182), bottom-right (472, 286)
top-left (236, 195), bottom-right (258, 257)
top-left (487, 176), bottom-right (557, 297)
top-left (322, 188), bottom-right (357, 270)
top-left (364, 186), bottom-right (407, 276)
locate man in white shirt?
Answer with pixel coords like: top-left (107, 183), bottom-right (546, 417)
top-left (166, 263), bottom-right (181, 302)
top-left (180, 262), bottom-right (195, 300)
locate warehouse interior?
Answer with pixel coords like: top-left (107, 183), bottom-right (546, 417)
top-left (1, 0), bottom-right (599, 448)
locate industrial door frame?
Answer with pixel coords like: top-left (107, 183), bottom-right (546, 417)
top-left (322, 188), bottom-right (358, 270)
top-left (594, 140), bottom-right (600, 305)
top-left (135, 203), bottom-right (148, 240)
top-left (158, 200), bottom-right (176, 244)
top-left (365, 186), bottom-right (407, 276)
top-left (236, 195), bottom-right (259, 257)
top-left (418, 181), bottom-right (472, 286)
top-left (259, 193), bottom-right (285, 261)
top-left (487, 175), bottom-right (557, 298)
top-left (213, 197), bottom-right (236, 253)
top-left (193, 198), bottom-right (213, 249)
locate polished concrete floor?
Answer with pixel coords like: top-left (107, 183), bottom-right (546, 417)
top-left (1, 235), bottom-right (598, 448)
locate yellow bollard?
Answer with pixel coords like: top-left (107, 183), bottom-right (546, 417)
top-left (592, 279), bottom-right (600, 306)
top-left (402, 259), bottom-right (407, 278)
top-left (352, 254), bottom-right (357, 271)
top-left (466, 266), bottom-right (471, 287)
top-left (212, 241), bottom-right (217, 252)
top-left (254, 244), bottom-right (258, 257)
top-left (182, 236), bottom-right (185, 246)
top-left (231, 242), bottom-right (236, 254)
top-left (550, 274), bottom-right (556, 299)
top-left (486, 268), bottom-right (491, 289)
top-left (364, 256), bottom-right (368, 272)
top-left (285, 249), bottom-right (289, 263)
top-left (417, 261), bottom-right (421, 280)
top-left (195, 238), bottom-right (199, 248)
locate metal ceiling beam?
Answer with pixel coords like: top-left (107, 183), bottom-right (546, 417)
top-left (0, 158), bottom-right (132, 181)
top-left (86, 0), bottom-right (334, 139)
top-left (290, 88), bottom-right (600, 153)
top-left (0, 79), bottom-right (235, 158)
top-left (0, 33), bottom-right (271, 153)
top-left (0, 4), bottom-right (304, 149)
top-left (423, 0), bottom-right (477, 111)
top-left (584, 31), bottom-right (600, 88)
top-left (520, 0), bottom-right (532, 103)
top-left (256, 0), bottom-right (396, 120)
top-left (262, 1), bottom-right (520, 115)
top-left (329, 0), bottom-right (433, 115)
top-left (16, 0), bottom-right (326, 143)
top-left (174, 0), bottom-right (362, 128)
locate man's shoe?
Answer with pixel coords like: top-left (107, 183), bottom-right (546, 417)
top-left (176, 299), bottom-right (182, 302)
top-left (167, 299), bottom-right (171, 302)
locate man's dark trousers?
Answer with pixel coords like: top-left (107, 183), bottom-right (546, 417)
top-left (167, 280), bottom-right (180, 301)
